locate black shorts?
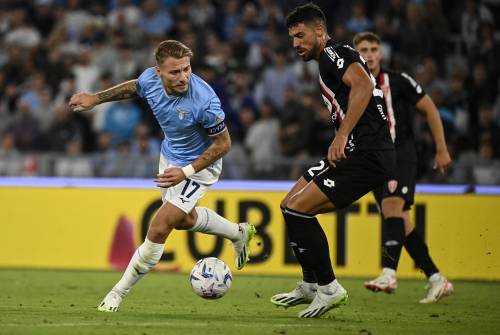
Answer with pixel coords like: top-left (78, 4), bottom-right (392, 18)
top-left (302, 150), bottom-right (395, 210)
top-left (372, 159), bottom-right (416, 211)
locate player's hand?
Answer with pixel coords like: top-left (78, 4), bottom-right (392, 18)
top-left (155, 167), bottom-right (186, 188)
top-left (328, 133), bottom-right (348, 166)
top-left (434, 148), bottom-right (451, 175)
top-left (68, 93), bottom-right (99, 112)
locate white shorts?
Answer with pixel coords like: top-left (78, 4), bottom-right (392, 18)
top-left (158, 154), bottom-right (222, 213)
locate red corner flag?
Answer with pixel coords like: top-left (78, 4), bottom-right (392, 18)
top-left (109, 215), bottom-right (137, 270)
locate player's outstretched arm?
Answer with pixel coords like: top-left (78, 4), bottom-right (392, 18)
top-left (155, 129), bottom-right (231, 188)
top-left (328, 63), bottom-right (374, 165)
top-left (69, 79), bottom-right (138, 112)
top-left (416, 95), bottom-right (451, 174)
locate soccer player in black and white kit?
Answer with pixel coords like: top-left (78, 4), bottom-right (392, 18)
top-left (269, 4), bottom-right (395, 318)
top-left (353, 32), bottom-right (454, 303)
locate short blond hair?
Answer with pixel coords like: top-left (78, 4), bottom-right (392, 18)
top-left (352, 32), bottom-right (381, 47)
top-left (154, 40), bottom-right (193, 64)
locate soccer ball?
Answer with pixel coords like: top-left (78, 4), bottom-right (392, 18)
top-left (189, 257), bottom-right (232, 299)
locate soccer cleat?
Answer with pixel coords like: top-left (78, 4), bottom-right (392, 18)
top-left (419, 275), bottom-right (454, 304)
top-left (232, 223), bottom-right (256, 270)
top-left (364, 273), bottom-right (398, 294)
top-left (97, 290), bottom-right (123, 312)
top-left (270, 282), bottom-right (317, 308)
top-left (298, 281), bottom-right (348, 318)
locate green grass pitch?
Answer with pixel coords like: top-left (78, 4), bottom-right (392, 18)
top-left (1, 269), bottom-right (499, 335)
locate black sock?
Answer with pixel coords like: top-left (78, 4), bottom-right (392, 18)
top-left (381, 217), bottom-right (405, 270)
top-left (282, 209), bottom-right (317, 283)
top-left (284, 208), bottom-right (335, 285)
top-left (404, 229), bottom-right (439, 277)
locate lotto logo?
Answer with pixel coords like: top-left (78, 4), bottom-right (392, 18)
top-left (323, 178), bottom-right (335, 188)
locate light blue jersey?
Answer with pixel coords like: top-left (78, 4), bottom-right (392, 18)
top-left (136, 67), bottom-right (226, 166)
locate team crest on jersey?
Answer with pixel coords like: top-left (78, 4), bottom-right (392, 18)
top-left (388, 180), bottom-right (398, 193)
top-left (176, 107), bottom-right (188, 120)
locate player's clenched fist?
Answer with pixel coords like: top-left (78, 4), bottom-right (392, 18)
top-left (155, 167), bottom-right (186, 188)
top-left (68, 93), bottom-right (99, 112)
top-left (328, 133), bottom-right (348, 166)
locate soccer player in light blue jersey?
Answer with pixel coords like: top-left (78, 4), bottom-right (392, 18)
top-left (69, 40), bottom-right (256, 312)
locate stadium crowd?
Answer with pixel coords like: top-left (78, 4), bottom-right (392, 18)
top-left (0, 0), bottom-right (499, 184)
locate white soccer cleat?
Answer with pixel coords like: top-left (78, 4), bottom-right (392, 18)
top-left (270, 282), bottom-right (317, 308)
top-left (232, 222), bottom-right (256, 270)
top-left (364, 272), bottom-right (398, 294)
top-left (298, 281), bottom-right (348, 318)
top-left (97, 290), bottom-right (123, 312)
top-left (419, 274), bottom-right (454, 304)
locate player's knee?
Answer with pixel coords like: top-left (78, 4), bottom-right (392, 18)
top-left (381, 197), bottom-right (404, 217)
top-left (148, 216), bottom-right (178, 241)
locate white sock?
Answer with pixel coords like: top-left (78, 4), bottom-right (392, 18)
top-left (190, 207), bottom-right (240, 241)
top-left (318, 279), bottom-right (342, 294)
top-left (113, 238), bottom-right (164, 296)
top-left (382, 267), bottom-right (397, 277)
top-left (302, 281), bottom-right (318, 291)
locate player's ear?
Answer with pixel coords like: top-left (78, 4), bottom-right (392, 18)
top-left (155, 66), bottom-right (161, 76)
top-left (314, 21), bottom-right (325, 38)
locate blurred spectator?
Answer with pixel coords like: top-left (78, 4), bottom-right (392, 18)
top-left (397, 3), bottom-right (431, 70)
top-left (130, 123), bottom-right (160, 156)
top-left (46, 102), bottom-right (86, 152)
top-left (63, 0), bottom-right (93, 42)
top-left (138, 0), bottom-right (174, 37)
top-left (99, 141), bottom-right (136, 177)
top-left (466, 62), bottom-right (496, 128)
top-left (93, 131), bottom-right (116, 176)
top-left (472, 132), bottom-right (500, 185)
top-left (107, 0), bottom-right (141, 31)
top-left (279, 89), bottom-right (314, 179)
top-left (461, 0), bottom-right (494, 55)
top-left (414, 58), bottom-right (448, 96)
top-left (308, 98), bottom-right (334, 157)
top-left (4, 9), bottom-right (41, 48)
top-left (189, 0), bottom-right (215, 29)
top-left (423, 0), bottom-right (449, 67)
top-left (54, 138), bottom-right (93, 177)
top-left (11, 101), bottom-right (40, 151)
top-left (257, 48), bottom-right (299, 111)
top-left (473, 104), bottom-right (500, 158)
top-left (221, 0), bottom-right (241, 40)
top-left (244, 99), bottom-right (280, 178)
top-left (102, 101), bottom-right (141, 145)
top-left (346, 0), bottom-right (373, 34)
top-left (32, 0), bottom-right (56, 38)
top-left (73, 49), bottom-right (101, 93)
top-left (0, 132), bottom-right (23, 176)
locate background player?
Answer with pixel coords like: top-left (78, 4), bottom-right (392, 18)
top-left (69, 40), bottom-right (255, 312)
top-left (269, 4), bottom-right (394, 318)
top-left (353, 32), bottom-right (454, 303)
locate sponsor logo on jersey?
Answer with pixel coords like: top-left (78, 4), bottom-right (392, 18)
top-left (324, 47), bottom-right (337, 62)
